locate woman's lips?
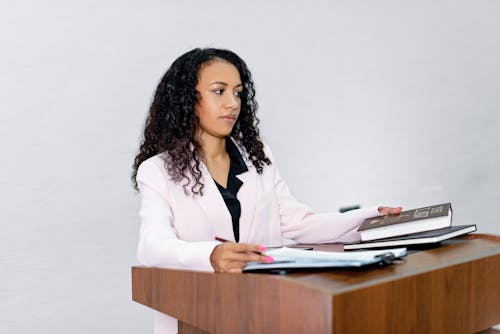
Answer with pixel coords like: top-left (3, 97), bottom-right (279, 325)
top-left (220, 115), bottom-right (237, 122)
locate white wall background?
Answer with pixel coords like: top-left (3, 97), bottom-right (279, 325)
top-left (1, 0), bottom-right (499, 332)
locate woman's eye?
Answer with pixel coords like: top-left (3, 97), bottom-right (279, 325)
top-left (235, 91), bottom-right (243, 97)
top-left (214, 89), bottom-right (224, 95)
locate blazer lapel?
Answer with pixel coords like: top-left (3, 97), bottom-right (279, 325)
top-left (197, 162), bottom-right (235, 241)
top-left (236, 167), bottom-right (257, 243)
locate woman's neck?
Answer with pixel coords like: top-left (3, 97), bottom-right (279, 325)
top-left (197, 133), bottom-right (228, 162)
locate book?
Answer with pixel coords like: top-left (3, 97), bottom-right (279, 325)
top-left (358, 203), bottom-right (453, 241)
top-left (243, 246), bottom-right (407, 273)
top-left (344, 224), bottom-right (476, 250)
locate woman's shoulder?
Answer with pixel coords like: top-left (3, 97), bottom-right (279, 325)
top-left (261, 141), bottom-right (274, 157)
top-left (231, 137), bottom-right (275, 161)
top-left (256, 141), bottom-right (276, 165)
top-left (138, 152), bottom-right (166, 168)
top-left (136, 153), bottom-right (169, 183)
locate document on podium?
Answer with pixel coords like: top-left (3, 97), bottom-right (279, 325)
top-left (243, 247), bottom-right (407, 273)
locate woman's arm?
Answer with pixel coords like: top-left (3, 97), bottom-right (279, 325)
top-left (274, 165), bottom-right (380, 243)
top-left (136, 160), bottom-right (220, 271)
top-left (264, 145), bottom-right (399, 244)
top-left (137, 183), bottom-right (220, 271)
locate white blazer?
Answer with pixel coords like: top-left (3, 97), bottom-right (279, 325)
top-left (136, 141), bottom-right (381, 333)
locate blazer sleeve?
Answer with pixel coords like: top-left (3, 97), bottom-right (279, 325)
top-left (136, 159), bottom-right (220, 272)
top-left (264, 145), bottom-right (381, 244)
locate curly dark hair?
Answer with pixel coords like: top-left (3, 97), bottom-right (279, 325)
top-left (132, 47), bottom-right (271, 195)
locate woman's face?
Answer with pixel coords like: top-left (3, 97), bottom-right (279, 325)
top-left (194, 60), bottom-right (242, 140)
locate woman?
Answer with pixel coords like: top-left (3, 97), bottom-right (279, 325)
top-left (132, 47), bottom-right (401, 333)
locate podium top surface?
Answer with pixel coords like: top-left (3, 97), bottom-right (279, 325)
top-left (133, 236), bottom-right (500, 297)
top-left (271, 237), bottom-right (500, 295)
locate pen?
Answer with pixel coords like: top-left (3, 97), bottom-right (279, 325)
top-left (215, 236), bottom-right (265, 251)
top-left (215, 236), bottom-right (271, 260)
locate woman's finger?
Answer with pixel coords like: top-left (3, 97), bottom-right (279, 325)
top-left (219, 243), bottom-right (269, 261)
top-left (223, 250), bottom-right (270, 263)
top-left (230, 243), bottom-right (265, 254)
top-left (218, 260), bottom-right (248, 273)
top-left (242, 253), bottom-right (272, 263)
top-left (378, 206), bottom-right (403, 215)
top-left (210, 242), bottom-right (274, 272)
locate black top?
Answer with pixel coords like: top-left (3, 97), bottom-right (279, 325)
top-left (213, 139), bottom-right (248, 242)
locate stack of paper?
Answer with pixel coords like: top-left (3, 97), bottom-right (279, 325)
top-left (243, 247), bottom-right (407, 272)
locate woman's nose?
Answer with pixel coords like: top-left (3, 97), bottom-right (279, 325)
top-left (225, 92), bottom-right (239, 109)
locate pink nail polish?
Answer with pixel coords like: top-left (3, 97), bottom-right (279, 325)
top-left (265, 256), bottom-right (274, 263)
top-left (259, 245), bottom-right (267, 252)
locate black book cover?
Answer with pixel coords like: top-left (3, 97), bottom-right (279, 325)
top-left (344, 225), bottom-right (477, 250)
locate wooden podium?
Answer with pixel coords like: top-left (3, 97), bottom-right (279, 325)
top-left (132, 236), bottom-right (500, 333)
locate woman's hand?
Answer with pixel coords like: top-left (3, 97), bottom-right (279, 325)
top-left (378, 206), bottom-right (403, 215)
top-left (210, 242), bottom-right (273, 273)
